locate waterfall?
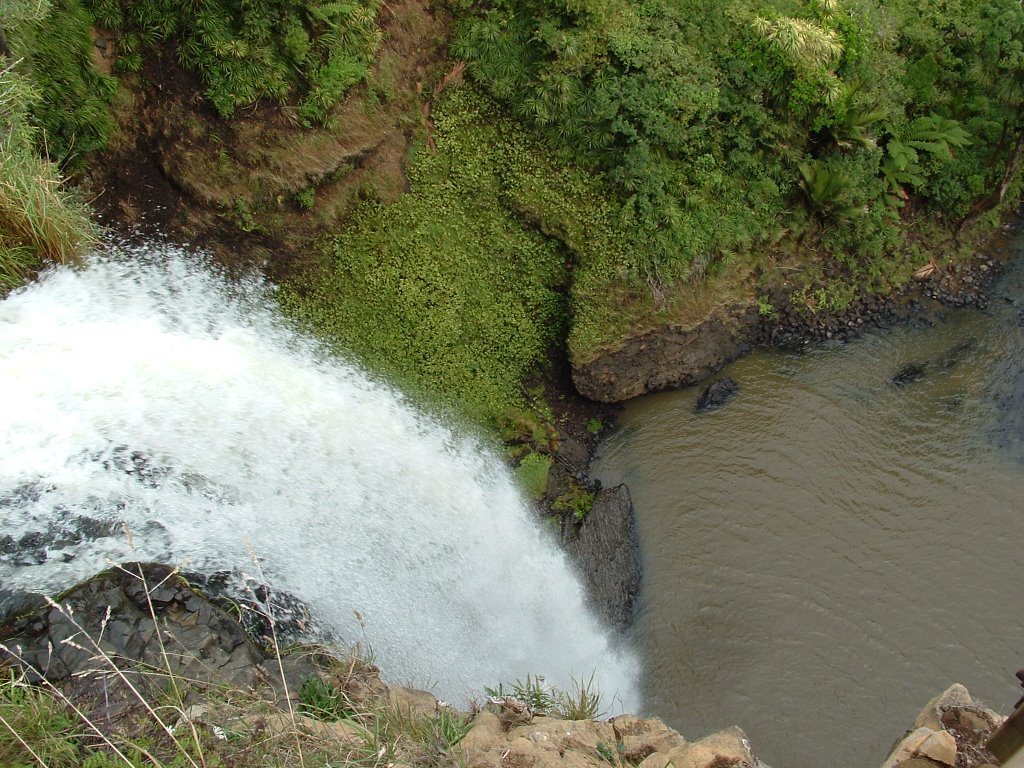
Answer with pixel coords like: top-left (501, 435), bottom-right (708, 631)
top-left (0, 246), bottom-right (638, 709)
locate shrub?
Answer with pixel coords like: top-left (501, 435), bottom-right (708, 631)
top-left (83, 0), bottom-right (382, 123)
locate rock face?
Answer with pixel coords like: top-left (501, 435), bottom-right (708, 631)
top-left (0, 562), bottom-right (318, 715)
top-left (566, 485), bottom-right (642, 631)
top-left (572, 309), bottom-right (756, 403)
top-left (880, 684), bottom-right (1004, 768)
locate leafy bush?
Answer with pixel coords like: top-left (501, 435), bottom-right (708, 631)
top-left (453, 0), bottom-right (1024, 279)
top-left (83, 0), bottom-right (382, 123)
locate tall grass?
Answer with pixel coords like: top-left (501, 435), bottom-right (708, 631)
top-left (0, 60), bottom-right (96, 293)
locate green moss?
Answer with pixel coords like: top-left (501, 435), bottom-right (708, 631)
top-left (514, 452), bottom-right (552, 499)
top-left (278, 86), bottom-right (613, 425)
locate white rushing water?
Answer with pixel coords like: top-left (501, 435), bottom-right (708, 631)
top-left (0, 246), bottom-right (638, 708)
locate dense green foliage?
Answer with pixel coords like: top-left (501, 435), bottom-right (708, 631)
top-left (83, 0), bottom-right (382, 123)
top-left (279, 86), bottom-right (627, 423)
top-left (6, 0), bottom-right (117, 170)
top-left (453, 0), bottom-right (1024, 278)
top-left (0, 6), bottom-right (98, 292)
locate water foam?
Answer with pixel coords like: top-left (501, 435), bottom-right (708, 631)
top-left (0, 246), bottom-right (638, 708)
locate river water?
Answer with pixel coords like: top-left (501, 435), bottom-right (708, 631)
top-left (593, 247), bottom-right (1024, 766)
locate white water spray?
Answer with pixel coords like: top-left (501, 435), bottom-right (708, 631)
top-left (0, 247), bottom-right (638, 708)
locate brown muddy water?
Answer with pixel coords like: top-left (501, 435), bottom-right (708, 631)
top-left (592, 249), bottom-right (1024, 767)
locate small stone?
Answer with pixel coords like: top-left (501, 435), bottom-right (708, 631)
top-left (611, 714), bottom-right (687, 756)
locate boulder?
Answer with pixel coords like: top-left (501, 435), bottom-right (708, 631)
top-left (611, 714), bottom-right (687, 759)
top-left (0, 562), bottom-right (320, 717)
top-left (882, 728), bottom-right (956, 768)
top-left (662, 726), bottom-right (754, 768)
top-left (386, 687), bottom-right (440, 719)
top-left (571, 309), bottom-right (757, 403)
top-left (456, 712), bottom-right (506, 756)
top-left (695, 378), bottom-right (739, 412)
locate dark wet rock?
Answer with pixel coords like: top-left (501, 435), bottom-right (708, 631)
top-left (571, 248), bottom-right (1006, 404)
top-left (555, 435), bottom-right (591, 476)
top-left (572, 308), bottom-right (757, 403)
top-left (695, 378), bottom-right (739, 412)
top-left (936, 340), bottom-right (974, 371)
top-left (103, 446), bottom-right (173, 488)
top-left (892, 363), bottom-right (928, 387)
top-left (181, 568), bottom-right (317, 646)
top-left (0, 562), bottom-right (321, 718)
top-left (0, 513), bottom-right (125, 569)
top-left (565, 485), bottom-right (641, 632)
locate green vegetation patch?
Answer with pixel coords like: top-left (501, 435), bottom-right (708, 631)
top-left (84, 0), bottom-right (382, 123)
top-left (514, 451), bottom-right (553, 499)
top-left (0, 24), bottom-right (97, 293)
top-left (7, 0), bottom-right (117, 170)
top-left (279, 86), bottom-right (621, 425)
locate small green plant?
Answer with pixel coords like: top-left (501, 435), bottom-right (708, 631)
top-left (596, 741), bottom-right (617, 763)
top-left (552, 484), bottom-right (597, 522)
top-left (756, 295), bottom-right (776, 318)
top-left (558, 674), bottom-right (604, 720)
top-left (0, 669), bottom-right (82, 767)
top-left (586, 417), bottom-right (603, 435)
top-left (298, 676), bottom-right (355, 722)
top-left (222, 198), bottom-right (260, 233)
top-left (485, 673), bottom-right (604, 720)
top-left (485, 674), bottom-right (558, 714)
top-left (296, 187), bottom-right (316, 210)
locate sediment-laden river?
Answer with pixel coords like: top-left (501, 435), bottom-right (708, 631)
top-left (593, 242), bottom-right (1024, 767)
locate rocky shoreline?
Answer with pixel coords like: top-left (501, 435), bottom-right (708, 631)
top-left (0, 563), bottom-right (1011, 768)
top-left (572, 245), bottom-right (1010, 404)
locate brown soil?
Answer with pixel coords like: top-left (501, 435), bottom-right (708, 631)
top-left (79, 0), bottom-right (452, 282)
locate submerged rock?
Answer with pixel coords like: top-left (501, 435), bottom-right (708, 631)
top-left (892, 363), bottom-right (928, 387)
top-left (695, 378), bottom-right (739, 411)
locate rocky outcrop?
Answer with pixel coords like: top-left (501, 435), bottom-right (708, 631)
top-left (881, 684), bottom-right (1004, 768)
top-left (565, 485), bottom-right (642, 632)
top-left (458, 711), bottom-right (755, 768)
top-left (0, 562), bottom-right (321, 715)
top-left (572, 308), bottom-right (757, 403)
